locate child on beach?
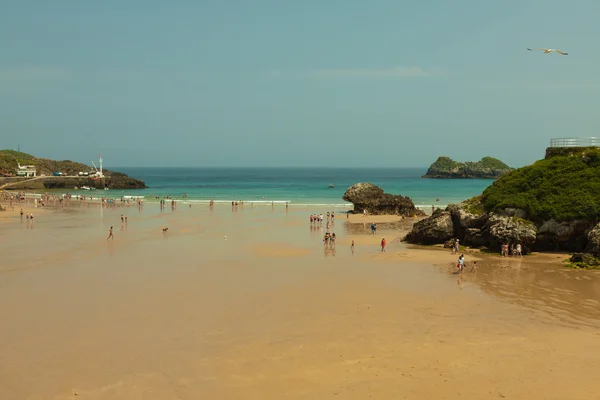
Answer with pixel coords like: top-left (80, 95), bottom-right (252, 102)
top-left (351, 240), bottom-right (355, 253)
top-left (107, 226), bottom-right (114, 240)
top-left (457, 254), bottom-right (465, 273)
top-left (381, 237), bottom-right (386, 252)
top-left (452, 239), bottom-right (460, 254)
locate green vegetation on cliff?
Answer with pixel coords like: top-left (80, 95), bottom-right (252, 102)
top-left (430, 156), bottom-right (460, 170)
top-left (481, 148), bottom-right (600, 222)
top-left (478, 156), bottom-right (511, 170)
top-left (1, 150), bottom-right (92, 175)
top-left (0, 150), bottom-right (147, 189)
top-left (422, 156), bottom-right (512, 179)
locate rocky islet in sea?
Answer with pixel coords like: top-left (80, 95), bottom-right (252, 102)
top-left (422, 156), bottom-right (513, 179)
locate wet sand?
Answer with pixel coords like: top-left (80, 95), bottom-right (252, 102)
top-left (1, 201), bottom-right (600, 399)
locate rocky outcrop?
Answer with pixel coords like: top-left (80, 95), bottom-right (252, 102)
top-left (404, 209), bottom-right (454, 244)
top-left (422, 156), bottom-right (513, 179)
top-left (342, 182), bottom-right (426, 216)
top-left (407, 147), bottom-right (600, 267)
top-left (536, 219), bottom-right (592, 251)
top-left (482, 214), bottom-right (537, 249)
top-left (403, 200), bottom-right (588, 256)
top-left (584, 223), bottom-right (600, 257)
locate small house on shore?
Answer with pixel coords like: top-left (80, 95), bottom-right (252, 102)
top-left (16, 163), bottom-right (36, 177)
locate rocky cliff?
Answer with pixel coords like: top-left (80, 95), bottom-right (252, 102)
top-left (422, 156), bottom-right (513, 179)
top-left (0, 150), bottom-right (147, 189)
top-left (405, 148), bottom-right (600, 268)
top-left (343, 182), bottom-right (426, 216)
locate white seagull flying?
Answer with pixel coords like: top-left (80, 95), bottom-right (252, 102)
top-left (527, 48), bottom-right (568, 56)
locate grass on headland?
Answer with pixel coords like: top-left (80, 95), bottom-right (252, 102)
top-left (479, 148), bottom-right (600, 223)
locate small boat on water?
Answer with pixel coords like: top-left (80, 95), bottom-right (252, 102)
top-left (328, 184), bottom-right (335, 188)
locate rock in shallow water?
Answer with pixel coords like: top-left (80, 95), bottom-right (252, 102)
top-left (342, 182), bottom-right (425, 216)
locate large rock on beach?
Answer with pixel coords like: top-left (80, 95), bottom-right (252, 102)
top-left (536, 219), bottom-right (592, 251)
top-left (404, 209), bottom-right (454, 244)
top-left (482, 215), bottom-right (537, 248)
top-left (584, 223), bottom-right (600, 257)
top-left (342, 182), bottom-right (425, 216)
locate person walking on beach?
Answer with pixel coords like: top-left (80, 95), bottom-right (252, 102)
top-left (351, 240), bottom-right (355, 253)
top-left (107, 226), bottom-right (114, 240)
top-left (457, 254), bottom-right (465, 273)
top-left (323, 232), bottom-right (331, 248)
top-left (381, 237), bottom-right (386, 252)
top-left (452, 239), bottom-right (459, 254)
top-left (371, 223), bottom-right (376, 235)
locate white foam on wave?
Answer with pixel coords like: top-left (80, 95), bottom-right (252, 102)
top-left (177, 199), bottom-right (353, 207)
top-left (415, 204), bottom-right (448, 209)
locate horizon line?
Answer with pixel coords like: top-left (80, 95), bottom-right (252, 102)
top-left (110, 165), bottom-right (431, 169)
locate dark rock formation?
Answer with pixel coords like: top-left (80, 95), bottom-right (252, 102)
top-left (584, 223), bottom-right (600, 256)
top-left (406, 146), bottom-right (600, 267)
top-left (568, 253), bottom-right (600, 269)
top-left (404, 200), bottom-right (593, 257)
top-left (422, 156), bottom-right (513, 179)
top-left (404, 209), bottom-right (453, 244)
top-left (482, 214), bottom-right (537, 249)
top-left (342, 182), bottom-right (426, 216)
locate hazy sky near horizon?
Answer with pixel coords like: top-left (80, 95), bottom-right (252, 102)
top-left (1, 0), bottom-right (599, 168)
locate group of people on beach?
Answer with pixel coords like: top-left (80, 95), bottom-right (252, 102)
top-left (501, 242), bottom-right (523, 257)
top-left (308, 212), bottom-right (341, 251)
top-left (450, 239), bottom-right (476, 273)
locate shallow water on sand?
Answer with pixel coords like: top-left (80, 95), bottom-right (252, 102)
top-left (1, 203), bottom-right (600, 399)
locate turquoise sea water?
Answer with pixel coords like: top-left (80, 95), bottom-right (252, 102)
top-left (105, 167), bottom-right (494, 208)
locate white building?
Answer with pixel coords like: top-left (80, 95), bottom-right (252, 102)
top-left (16, 163), bottom-right (37, 177)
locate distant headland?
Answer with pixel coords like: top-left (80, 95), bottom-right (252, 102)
top-left (0, 150), bottom-right (147, 190)
top-left (422, 156), bottom-right (513, 179)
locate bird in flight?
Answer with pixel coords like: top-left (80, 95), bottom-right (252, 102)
top-left (527, 48), bottom-right (568, 56)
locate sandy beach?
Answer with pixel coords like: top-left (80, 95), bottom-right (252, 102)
top-left (2, 198), bottom-right (600, 399)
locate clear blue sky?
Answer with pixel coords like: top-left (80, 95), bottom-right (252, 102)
top-left (1, 0), bottom-right (599, 167)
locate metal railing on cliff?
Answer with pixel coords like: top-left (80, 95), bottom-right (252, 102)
top-left (549, 137), bottom-right (600, 148)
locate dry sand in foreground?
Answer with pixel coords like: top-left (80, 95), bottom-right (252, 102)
top-left (1, 204), bottom-right (600, 400)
